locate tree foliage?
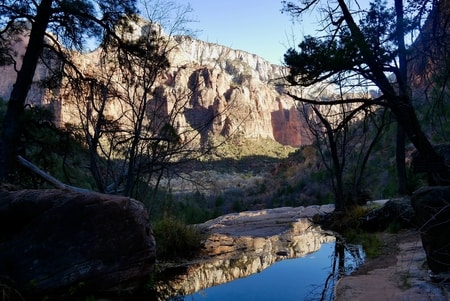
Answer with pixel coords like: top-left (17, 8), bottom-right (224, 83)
top-left (283, 0), bottom-right (450, 194)
top-left (284, 0), bottom-right (414, 88)
top-left (0, 0), bottom-right (227, 206)
top-left (284, 35), bottom-right (360, 86)
top-left (0, 0), bottom-right (138, 181)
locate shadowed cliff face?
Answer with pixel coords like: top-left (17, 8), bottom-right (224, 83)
top-left (409, 0), bottom-right (450, 102)
top-left (0, 27), bottom-right (310, 147)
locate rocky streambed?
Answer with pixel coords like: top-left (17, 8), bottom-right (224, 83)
top-left (3, 187), bottom-right (450, 300)
top-left (335, 230), bottom-right (448, 301)
top-left (154, 193), bottom-right (450, 301)
top-left (154, 205), bottom-right (339, 298)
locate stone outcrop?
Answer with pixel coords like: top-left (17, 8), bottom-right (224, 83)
top-left (0, 188), bottom-right (156, 299)
top-left (361, 198), bottom-right (416, 232)
top-left (155, 205), bottom-right (335, 298)
top-left (411, 186), bottom-right (450, 275)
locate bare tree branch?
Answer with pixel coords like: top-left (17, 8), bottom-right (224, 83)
top-left (16, 155), bottom-right (90, 193)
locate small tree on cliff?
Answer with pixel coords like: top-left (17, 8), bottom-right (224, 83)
top-left (282, 0), bottom-right (450, 198)
top-left (0, 0), bottom-right (138, 182)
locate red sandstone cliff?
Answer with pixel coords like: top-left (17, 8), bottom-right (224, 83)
top-left (0, 25), bottom-right (311, 148)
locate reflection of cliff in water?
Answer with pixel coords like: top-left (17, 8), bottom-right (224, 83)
top-left (154, 214), bottom-right (336, 299)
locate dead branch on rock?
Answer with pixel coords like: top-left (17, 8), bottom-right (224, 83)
top-left (16, 155), bottom-right (90, 194)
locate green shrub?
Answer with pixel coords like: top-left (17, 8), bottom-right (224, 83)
top-left (332, 206), bottom-right (383, 259)
top-left (178, 201), bottom-right (213, 224)
top-left (386, 220), bottom-right (403, 234)
top-left (346, 231), bottom-right (383, 259)
top-left (152, 217), bottom-right (206, 261)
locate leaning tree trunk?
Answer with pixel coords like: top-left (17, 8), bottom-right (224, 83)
top-left (0, 0), bottom-right (53, 181)
top-left (395, 0), bottom-right (409, 195)
top-left (396, 124), bottom-right (408, 194)
top-left (312, 107), bottom-right (346, 212)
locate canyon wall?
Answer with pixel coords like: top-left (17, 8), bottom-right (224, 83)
top-left (0, 25), bottom-right (311, 148)
top-left (2, 4), bottom-right (448, 150)
top-left (167, 35), bottom-right (310, 146)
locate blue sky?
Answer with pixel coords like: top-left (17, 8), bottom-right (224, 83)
top-left (172, 0), bottom-right (319, 65)
top-left (144, 1), bottom-right (383, 65)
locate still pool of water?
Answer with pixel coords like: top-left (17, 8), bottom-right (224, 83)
top-left (175, 242), bottom-right (364, 301)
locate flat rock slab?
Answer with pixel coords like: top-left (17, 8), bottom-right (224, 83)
top-left (200, 205), bottom-right (335, 237)
top-left (196, 205), bottom-right (335, 259)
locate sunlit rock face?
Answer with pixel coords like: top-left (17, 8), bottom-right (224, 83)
top-left (155, 205), bottom-right (335, 298)
top-left (0, 22), bottom-right (310, 147)
top-left (0, 27), bottom-right (60, 119)
top-left (161, 35), bottom-right (311, 147)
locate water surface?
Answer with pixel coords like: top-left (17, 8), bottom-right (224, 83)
top-left (176, 241), bottom-right (364, 301)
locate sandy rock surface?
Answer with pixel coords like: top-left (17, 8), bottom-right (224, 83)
top-left (335, 230), bottom-right (448, 301)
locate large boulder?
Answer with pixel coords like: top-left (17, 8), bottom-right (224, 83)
top-left (411, 186), bottom-right (450, 274)
top-left (0, 188), bottom-right (156, 299)
top-left (361, 198), bottom-right (416, 232)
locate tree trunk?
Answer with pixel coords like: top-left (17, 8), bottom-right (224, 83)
top-left (395, 0), bottom-right (409, 195)
top-left (0, 0), bottom-right (53, 181)
top-left (86, 80), bottom-right (106, 193)
top-left (396, 124), bottom-right (408, 194)
top-left (312, 107), bottom-right (346, 211)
